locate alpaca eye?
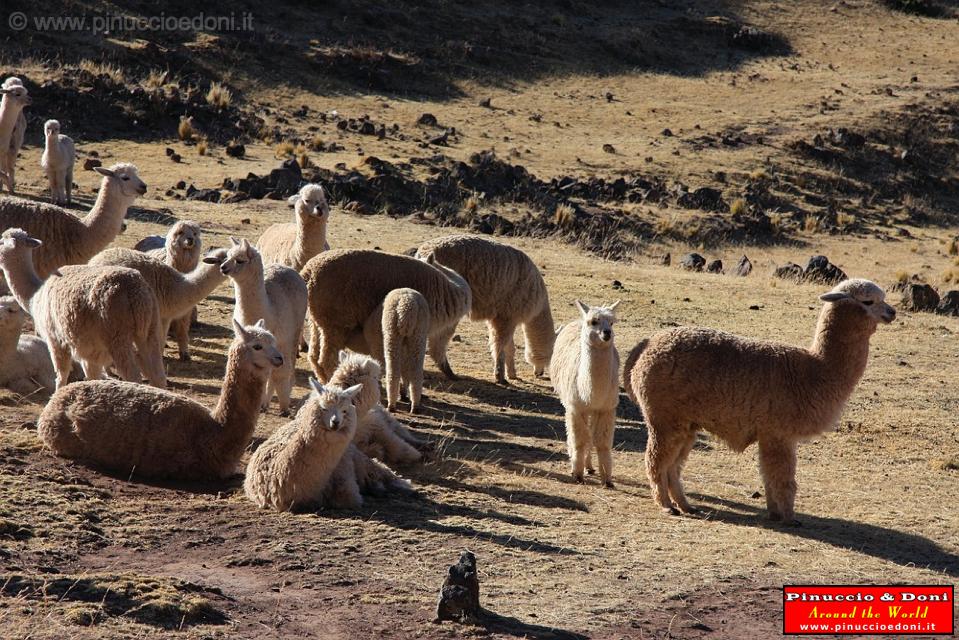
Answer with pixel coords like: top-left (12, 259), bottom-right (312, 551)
top-left (862, 300), bottom-right (874, 306)
top-left (253, 345), bottom-right (262, 350)
top-left (122, 176), bottom-right (130, 181)
top-left (236, 259), bottom-right (246, 264)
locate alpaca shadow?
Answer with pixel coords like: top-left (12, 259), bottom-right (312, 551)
top-left (424, 395), bottom-right (566, 442)
top-left (430, 475), bottom-right (589, 512)
top-left (452, 610), bottom-right (588, 640)
top-left (191, 321), bottom-right (236, 340)
top-left (694, 494), bottom-right (959, 577)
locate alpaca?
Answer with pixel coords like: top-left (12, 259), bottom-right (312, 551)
top-left (218, 237), bottom-right (307, 415)
top-left (626, 279), bottom-right (896, 523)
top-left (257, 183), bottom-right (332, 271)
top-left (0, 229), bottom-right (166, 389)
top-left (40, 120), bottom-right (76, 205)
top-left (0, 77), bottom-right (31, 194)
top-left (244, 379), bottom-right (362, 511)
top-left (416, 235), bottom-right (555, 383)
top-left (550, 300), bottom-right (621, 487)
top-left (362, 288), bottom-right (429, 413)
top-left (0, 295), bottom-right (56, 394)
top-left (37, 320), bottom-right (284, 480)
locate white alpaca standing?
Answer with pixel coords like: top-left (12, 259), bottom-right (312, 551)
top-left (0, 77), bottom-right (30, 194)
top-left (40, 120), bottom-right (76, 205)
top-left (550, 300), bottom-right (621, 487)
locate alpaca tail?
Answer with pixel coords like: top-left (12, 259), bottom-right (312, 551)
top-left (622, 338), bottom-right (649, 404)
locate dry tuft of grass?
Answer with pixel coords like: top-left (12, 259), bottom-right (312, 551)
top-left (947, 236), bottom-right (958, 256)
top-left (729, 198), bottom-right (747, 216)
top-left (836, 212), bottom-right (855, 229)
top-left (78, 60), bottom-right (126, 85)
top-left (464, 192), bottom-right (482, 215)
top-left (749, 168), bottom-right (769, 181)
top-left (297, 151), bottom-right (311, 169)
top-left (177, 116), bottom-right (195, 142)
top-left (308, 134), bottom-right (325, 151)
top-left (803, 215), bottom-right (821, 234)
top-left (554, 202), bottom-right (576, 228)
top-left (274, 140), bottom-right (295, 158)
top-left (205, 82), bottom-right (233, 109)
top-left (197, 140), bottom-right (208, 156)
top-left (142, 69), bottom-right (169, 90)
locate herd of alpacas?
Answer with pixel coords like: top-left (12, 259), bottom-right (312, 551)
top-left (0, 76), bottom-right (898, 522)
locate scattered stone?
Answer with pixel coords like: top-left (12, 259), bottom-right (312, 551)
top-left (435, 551), bottom-right (480, 623)
top-left (428, 131), bottom-right (450, 146)
top-left (733, 254), bottom-right (753, 277)
top-left (221, 192), bottom-right (249, 204)
top-left (803, 255), bottom-right (847, 285)
top-left (706, 259), bottom-right (724, 274)
top-left (478, 97), bottom-right (492, 108)
top-left (417, 113), bottom-right (438, 126)
top-left (605, 91), bottom-right (614, 102)
top-left (175, 180), bottom-right (186, 190)
top-left (661, 128), bottom-right (673, 137)
top-left (749, 304), bottom-right (761, 310)
top-left (612, 280), bottom-right (623, 290)
top-left (226, 142), bottom-right (245, 158)
top-left (676, 187), bottom-right (728, 212)
top-left (774, 262), bottom-right (804, 280)
top-left (240, 218), bottom-right (251, 225)
top-left (185, 185), bottom-right (220, 203)
top-left (170, 152), bottom-right (182, 163)
top-left (680, 253), bottom-right (706, 272)
top-left (82, 158), bottom-right (101, 171)
top-left (602, 144), bottom-right (616, 154)
top-left (937, 291), bottom-right (959, 316)
top-left (900, 283), bottom-right (940, 312)
top-left (165, 147), bottom-right (175, 157)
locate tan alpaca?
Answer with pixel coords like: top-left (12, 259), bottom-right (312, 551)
top-left (37, 320), bottom-right (284, 480)
top-left (0, 296), bottom-right (56, 393)
top-left (0, 229), bottom-right (166, 389)
top-left (551, 300), bottom-right (621, 488)
top-left (257, 183), bottom-right (332, 271)
top-left (416, 234), bottom-right (555, 383)
top-left (0, 77), bottom-right (30, 194)
top-left (363, 288), bottom-right (429, 413)
top-left (244, 379), bottom-right (362, 511)
top-left (302, 249), bottom-right (471, 381)
top-left (627, 279), bottom-right (896, 523)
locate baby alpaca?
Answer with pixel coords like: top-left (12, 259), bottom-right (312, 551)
top-left (550, 300), bottom-right (621, 487)
top-left (40, 120), bottom-right (76, 205)
top-left (244, 379), bottom-right (362, 511)
top-left (0, 296), bottom-right (55, 394)
top-left (37, 320), bottom-right (284, 480)
top-left (627, 279), bottom-right (896, 523)
top-left (363, 288), bottom-right (429, 413)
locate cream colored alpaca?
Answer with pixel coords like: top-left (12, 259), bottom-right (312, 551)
top-left (0, 296), bottom-right (55, 393)
top-left (37, 320), bottom-right (283, 480)
top-left (90, 246), bottom-right (228, 361)
top-left (0, 77), bottom-right (30, 194)
top-left (0, 229), bottom-right (166, 389)
top-left (363, 288), bottom-right (429, 413)
top-left (218, 237), bottom-right (307, 415)
top-left (328, 350), bottom-right (427, 465)
top-left (40, 120), bottom-right (76, 205)
top-left (244, 379), bottom-right (362, 511)
top-left (257, 183), bottom-right (332, 270)
top-left (550, 300), bottom-right (621, 488)
top-left (627, 279), bottom-right (896, 523)
top-left (416, 235), bottom-right (555, 383)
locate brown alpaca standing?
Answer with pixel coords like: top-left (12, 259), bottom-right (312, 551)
top-left (626, 279), bottom-right (896, 523)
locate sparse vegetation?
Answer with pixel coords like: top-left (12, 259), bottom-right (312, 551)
top-left (803, 215), bottom-right (821, 233)
top-left (729, 198), bottom-right (747, 216)
top-left (205, 82), bottom-right (233, 109)
top-left (177, 117), bottom-right (195, 142)
top-left (197, 139), bottom-right (208, 156)
top-left (274, 140), bottom-right (295, 158)
top-left (77, 60), bottom-right (125, 85)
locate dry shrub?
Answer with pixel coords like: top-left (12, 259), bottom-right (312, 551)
top-left (205, 82), bottom-right (233, 109)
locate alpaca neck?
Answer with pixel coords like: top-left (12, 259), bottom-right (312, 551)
top-left (233, 262), bottom-right (271, 326)
top-left (810, 307), bottom-right (872, 394)
top-left (44, 133), bottom-right (59, 158)
top-left (0, 324), bottom-right (19, 357)
top-left (1, 254), bottom-right (43, 312)
top-left (0, 98), bottom-right (23, 144)
top-left (79, 181), bottom-right (132, 257)
top-left (297, 212), bottom-right (328, 257)
top-left (179, 264), bottom-right (225, 310)
top-left (523, 301), bottom-right (555, 363)
top-left (578, 334), bottom-right (616, 399)
top-left (211, 351), bottom-right (267, 460)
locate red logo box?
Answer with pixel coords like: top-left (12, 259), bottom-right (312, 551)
top-left (783, 585), bottom-right (954, 635)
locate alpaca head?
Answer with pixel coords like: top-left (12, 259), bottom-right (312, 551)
top-left (575, 299), bottom-right (620, 349)
top-left (304, 378), bottom-right (363, 436)
top-left (167, 220), bottom-right (201, 255)
top-left (0, 79), bottom-right (31, 110)
top-left (819, 278), bottom-right (895, 332)
top-left (43, 119), bottom-right (61, 138)
top-left (214, 237), bottom-right (261, 280)
top-left (94, 163), bottom-right (147, 200)
top-left (329, 350), bottom-right (383, 416)
top-left (0, 228), bottom-right (42, 269)
top-left (0, 296), bottom-right (26, 335)
top-left (288, 183), bottom-right (330, 222)
top-left (232, 319), bottom-right (284, 375)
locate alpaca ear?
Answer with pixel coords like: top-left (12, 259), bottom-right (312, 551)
top-left (425, 253), bottom-right (436, 265)
top-left (338, 349), bottom-right (349, 363)
top-left (229, 236), bottom-right (240, 246)
top-left (309, 377), bottom-right (325, 395)
top-left (201, 250), bottom-right (223, 265)
top-left (575, 299), bottom-right (590, 317)
top-left (343, 384), bottom-right (364, 400)
top-left (254, 318), bottom-right (267, 330)
top-left (24, 237), bottom-right (42, 249)
top-left (233, 319), bottom-right (250, 339)
top-left (820, 292), bottom-right (850, 302)
top-left (608, 300), bottom-right (621, 312)
top-left (94, 167), bottom-right (116, 178)
top-left (287, 194), bottom-right (299, 205)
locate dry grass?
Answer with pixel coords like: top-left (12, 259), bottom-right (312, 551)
top-left (729, 198), bottom-right (747, 216)
top-left (205, 81), bottom-right (233, 109)
top-left (274, 140), bottom-right (295, 158)
top-left (142, 69), bottom-right (169, 90)
top-left (948, 235), bottom-right (958, 256)
top-left (196, 140), bottom-right (208, 156)
top-left (77, 60), bottom-right (125, 85)
top-left (803, 215), bottom-right (821, 233)
top-left (177, 117), bottom-right (195, 142)
top-left (836, 211), bottom-right (855, 229)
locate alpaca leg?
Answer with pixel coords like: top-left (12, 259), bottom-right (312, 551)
top-left (261, 377), bottom-right (275, 412)
top-left (592, 410), bottom-right (616, 488)
top-left (274, 361), bottom-right (295, 417)
top-left (171, 314), bottom-right (191, 361)
top-left (384, 335), bottom-right (402, 412)
top-left (310, 324), bottom-right (343, 382)
top-left (6, 155), bottom-right (15, 194)
top-left (405, 335), bottom-right (426, 414)
top-left (134, 320), bottom-right (167, 388)
top-left (371, 416), bottom-right (421, 465)
top-left (65, 167), bottom-right (73, 205)
top-left (758, 438), bottom-right (799, 524)
top-left (505, 332), bottom-right (518, 380)
top-left (49, 344), bottom-right (74, 389)
top-left (645, 427), bottom-right (680, 515)
top-left (488, 318), bottom-right (515, 384)
top-left (565, 408), bottom-right (590, 482)
top-left (667, 432), bottom-right (697, 513)
top-left (325, 454), bottom-right (364, 510)
top-left (428, 325), bottom-right (458, 381)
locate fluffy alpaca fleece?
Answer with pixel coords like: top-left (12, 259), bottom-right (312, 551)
top-left (244, 379), bottom-right (362, 511)
top-left (0, 163), bottom-right (146, 293)
top-left (136, 220), bottom-right (203, 355)
top-left (416, 235), bottom-right (555, 383)
top-left (90, 246), bottom-right (228, 361)
top-left (218, 237), bottom-right (308, 415)
top-left (328, 350), bottom-right (427, 465)
top-left (40, 120), bottom-right (76, 205)
top-left (0, 295), bottom-right (56, 393)
top-left (302, 249), bottom-right (471, 381)
top-left (322, 442), bottom-right (413, 510)
top-left (0, 229), bottom-right (166, 389)
top-left (37, 320), bottom-right (284, 480)
top-left (628, 279), bottom-right (896, 523)
top-left (363, 288), bottom-right (429, 413)
top-left (550, 300), bottom-right (621, 487)
top-left (0, 77), bottom-right (30, 194)
top-left (257, 183), bottom-right (331, 271)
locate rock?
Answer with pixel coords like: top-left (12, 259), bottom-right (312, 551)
top-left (900, 283), bottom-right (940, 312)
top-left (478, 97), bottom-right (492, 108)
top-left (435, 551), bottom-right (480, 623)
top-left (240, 218), bottom-right (251, 225)
top-left (468, 213), bottom-right (514, 236)
top-left (359, 121), bottom-right (376, 135)
top-left (185, 185), bottom-right (221, 203)
top-left (661, 128), bottom-right (673, 137)
top-left (774, 262), bottom-right (804, 280)
top-left (82, 158), bottom-right (102, 171)
top-left (679, 253), bottom-right (706, 272)
top-left (602, 143), bottom-right (616, 154)
top-left (175, 180), bottom-right (186, 190)
top-left (612, 279), bottom-right (623, 290)
top-left (936, 290), bottom-right (959, 316)
top-left (706, 259), bottom-right (724, 274)
top-left (165, 147), bottom-right (175, 157)
top-left (828, 127), bottom-right (866, 149)
top-left (428, 131), bottom-right (449, 146)
top-left (803, 255), bottom-right (847, 285)
top-left (226, 142), bottom-right (245, 158)
top-left (659, 252), bottom-right (671, 266)
top-left (733, 254), bottom-right (752, 277)
top-left (170, 153), bottom-right (182, 163)
top-left (676, 187), bottom-right (727, 212)
top-left (266, 159), bottom-right (302, 195)
top-left (417, 113), bottom-right (438, 126)
top-left (221, 192), bottom-right (249, 204)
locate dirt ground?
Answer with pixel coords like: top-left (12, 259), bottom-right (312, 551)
top-left (1, 1), bottom-right (958, 638)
